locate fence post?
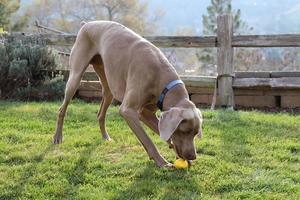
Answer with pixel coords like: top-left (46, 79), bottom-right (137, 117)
top-left (217, 14), bottom-right (235, 109)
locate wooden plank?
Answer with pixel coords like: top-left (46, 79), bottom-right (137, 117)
top-left (76, 79), bottom-right (300, 108)
top-left (82, 72), bottom-right (99, 81)
top-left (235, 96), bottom-right (276, 107)
top-left (233, 78), bottom-right (270, 88)
top-left (186, 87), bottom-right (215, 94)
top-left (78, 90), bottom-right (102, 98)
top-left (235, 71), bottom-right (270, 78)
top-left (232, 34), bottom-right (300, 47)
top-left (270, 77), bottom-right (300, 88)
top-left (217, 14), bottom-right (234, 108)
top-left (270, 71), bottom-right (300, 78)
top-left (191, 94), bottom-right (217, 105)
top-left (5, 33), bottom-right (300, 48)
top-left (3, 34), bottom-right (217, 48)
top-left (234, 89), bottom-right (264, 96)
top-left (3, 33), bottom-right (77, 46)
top-left (264, 89), bottom-right (300, 96)
top-left (36, 34), bottom-right (76, 46)
top-left (233, 77), bottom-right (300, 89)
top-left (78, 80), bottom-right (217, 93)
top-left (145, 36), bottom-right (217, 48)
top-left (79, 81), bottom-right (102, 91)
top-left (180, 75), bottom-right (216, 88)
top-left (281, 96), bottom-right (300, 108)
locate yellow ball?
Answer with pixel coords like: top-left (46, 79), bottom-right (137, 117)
top-left (174, 159), bottom-right (189, 169)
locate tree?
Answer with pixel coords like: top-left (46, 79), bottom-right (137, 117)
top-left (11, 12), bottom-right (30, 31)
top-left (90, 0), bottom-right (160, 35)
top-left (24, 0), bottom-right (163, 35)
top-left (196, 0), bottom-right (251, 75)
top-left (202, 0), bottom-right (248, 35)
top-left (25, 0), bottom-right (59, 31)
top-left (0, 0), bottom-right (20, 30)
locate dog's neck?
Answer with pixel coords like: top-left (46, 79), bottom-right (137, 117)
top-left (156, 62), bottom-right (193, 111)
top-left (162, 86), bottom-right (193, 111)
top-left (158, 73), bottom-right (192, 111)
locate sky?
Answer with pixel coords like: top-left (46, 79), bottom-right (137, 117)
top-left (149, 0), bottom-right (300, 35)
top-left (21, 0), bottom-right (300, 35)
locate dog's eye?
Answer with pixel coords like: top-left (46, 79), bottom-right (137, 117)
top-left (181, 128), bottom-right (193, 134)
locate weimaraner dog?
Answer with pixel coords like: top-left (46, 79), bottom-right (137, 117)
top-left (53, 21), bottom-right (203, 168)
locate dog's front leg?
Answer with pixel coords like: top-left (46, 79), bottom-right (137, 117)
top-left (139, 108), bottom-right (174, 149)
top-left (119, 104), bottom-right (172, 168)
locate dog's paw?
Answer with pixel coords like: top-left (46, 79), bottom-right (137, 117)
top-left (103, 136), bottom-right (112, 141)
top-left (52, 134), bottom-right (63, 144)
top-left (158, 162), bottom-right (174, 169)
top-left (164, 162), bottom-right (174, 168)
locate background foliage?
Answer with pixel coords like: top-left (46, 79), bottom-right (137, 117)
top-left (0, 40), bottom-right (64, 100)
top-left (0, 0), bottom-right (20, 30)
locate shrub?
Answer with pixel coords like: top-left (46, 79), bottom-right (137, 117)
top-left (16, 76), bottom-right (66, 101)
top-left (0, 39), bottom-right (64, 100)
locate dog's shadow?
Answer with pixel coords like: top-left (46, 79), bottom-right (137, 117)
top-left (113, 163), bottom-right (201, 200)
top-left (3, 144), bottom-right (54, 198)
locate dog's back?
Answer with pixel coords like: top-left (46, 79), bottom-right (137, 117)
top-left (78, 21), bottom-right (178, 102)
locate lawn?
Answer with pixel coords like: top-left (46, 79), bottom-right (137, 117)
top-left (0, 100), bottom-right (299, 199)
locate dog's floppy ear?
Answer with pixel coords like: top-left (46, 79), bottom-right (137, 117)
top-left (158, 107), bottom-right (184, 141)
top-left (196, 108), bottom-right (203, 139)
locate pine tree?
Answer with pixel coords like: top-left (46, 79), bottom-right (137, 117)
top-left (202, 0), bottom-right (247, 35)
top-left (196, 0), bottom-right (250, 75)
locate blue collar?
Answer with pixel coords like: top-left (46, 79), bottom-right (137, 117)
top-left (157, 80), bottom-right (184, 111)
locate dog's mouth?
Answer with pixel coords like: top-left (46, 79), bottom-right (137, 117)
top-left (171, 141), bottom-right (196, 162)
top-left (167, 140), bottom-right (194, 167)
top-left (167, 139), bottom-right (181, 158)
top-left (172, 143), bottom-right (193, 167)
top-left (171, 142), bottom-right (183, 159)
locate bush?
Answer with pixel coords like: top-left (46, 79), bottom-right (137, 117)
top-left (16, 76), bottom-right (66, 101)
top-left (0, 40), bottom-right (65, 100)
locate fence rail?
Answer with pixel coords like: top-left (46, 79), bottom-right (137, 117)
top-left (5, 33), bottom-right (300, 48)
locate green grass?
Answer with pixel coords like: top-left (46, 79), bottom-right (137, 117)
top-left (0, 100), bottom-right (299, 200)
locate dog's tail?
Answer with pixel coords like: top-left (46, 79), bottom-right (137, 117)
top-left (80, 21), bottom-right (87, 27)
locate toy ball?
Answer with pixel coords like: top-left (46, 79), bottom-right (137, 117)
top-left (174, 158), bottom-right (188, 169)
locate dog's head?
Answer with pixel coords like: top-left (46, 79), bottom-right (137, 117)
top-left (158, 107), bottom-right (203, 160)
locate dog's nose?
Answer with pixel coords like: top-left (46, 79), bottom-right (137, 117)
top-left (184, 152), bottom-right (197, 160)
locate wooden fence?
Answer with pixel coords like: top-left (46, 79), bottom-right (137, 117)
top-left (4, 14), bottom-right (300, 108)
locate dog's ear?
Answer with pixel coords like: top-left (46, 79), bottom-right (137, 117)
top-left (196, 108), bottom-right (203, 139)
top-left (158, 107), bottom-right (184, 141)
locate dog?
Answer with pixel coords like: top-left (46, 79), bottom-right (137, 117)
top-left (53, 21), bottom-right (203, 168)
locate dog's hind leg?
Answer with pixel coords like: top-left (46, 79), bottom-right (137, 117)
top-left (91, 55), bottom-right (113, 141)
top-left (53, 38), bottom-right (96, 144)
